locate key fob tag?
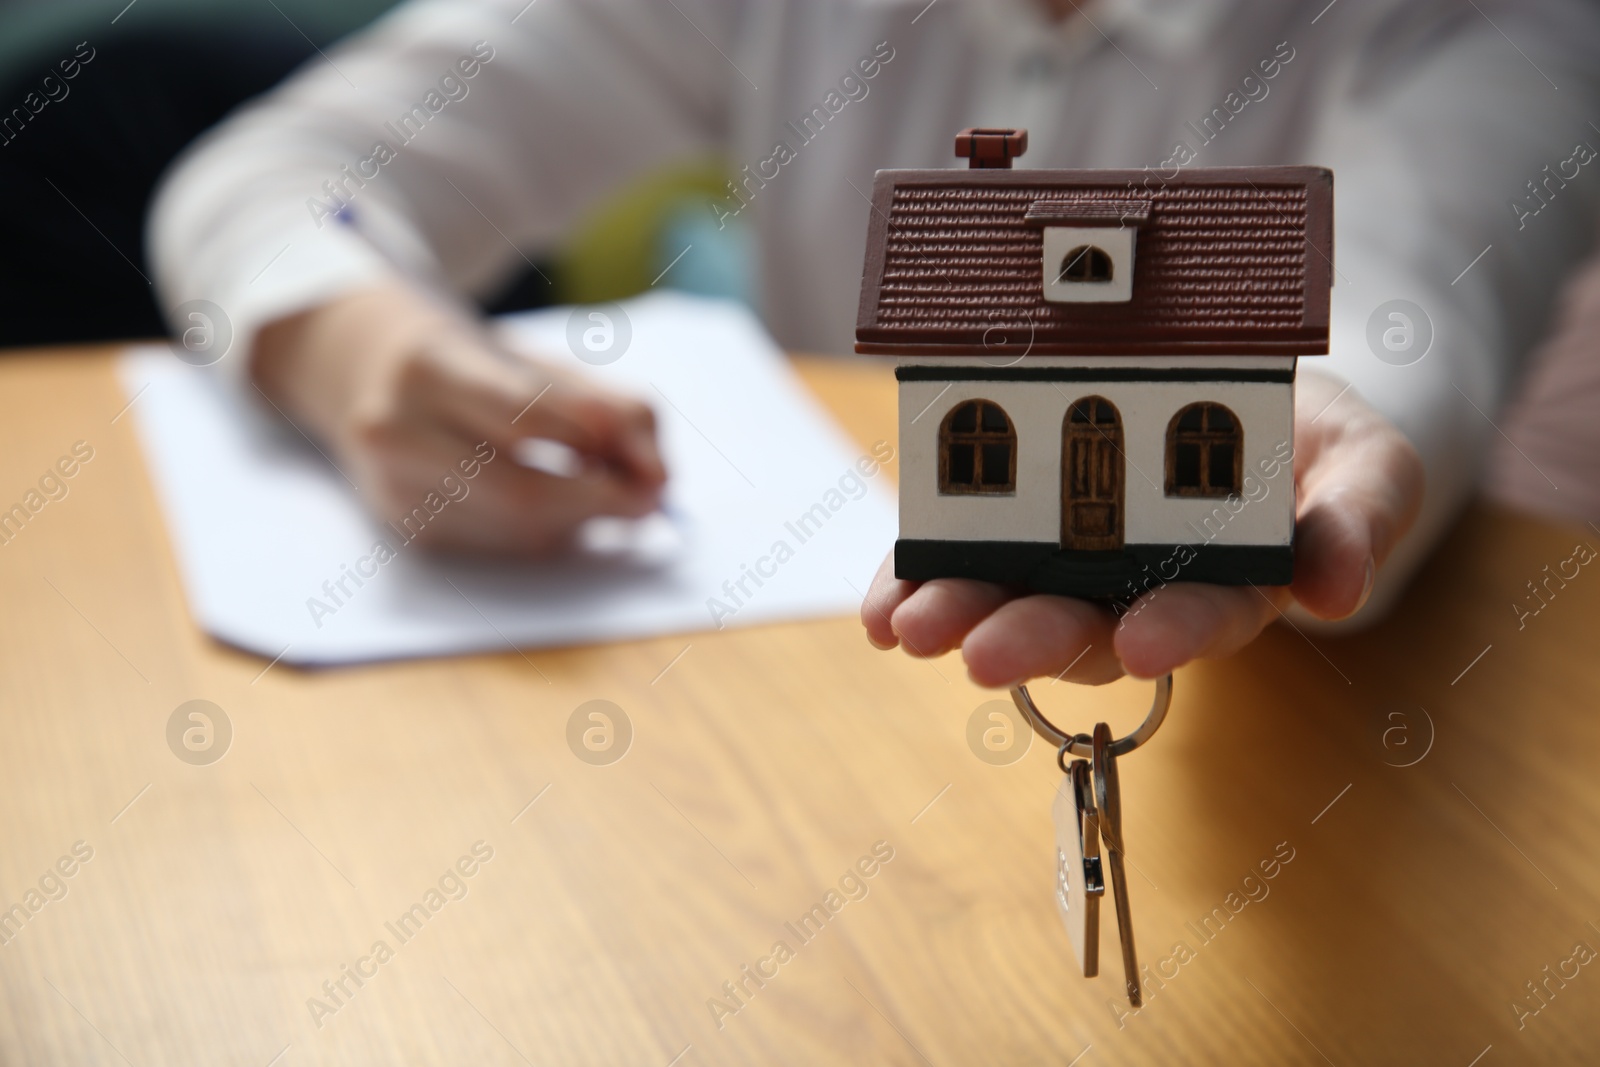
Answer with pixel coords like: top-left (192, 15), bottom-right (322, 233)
top-left (1052, 758), bottom-right (1104, 977)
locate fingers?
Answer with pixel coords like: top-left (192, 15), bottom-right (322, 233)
top-left (266, 281), bottom-right (671, 559)
top-left (1112, 582), bottom-right (1287, 679)
top-left (504, 378), bottom-right (665, 490)
top-left (888, 578), bottom-right (1016, 658)
top-left (860, 553), bottom-right (918, 650)
top-left (472, 453), bottom-right (662, 531)
top-left (1291, 375), bottom-right (1425, 619)
top-left (344, 334), bottom-right (666, 556)
top-left (961, 595), bottom-right (1126, 687)
top-left (351, 413), bottom-right (660, 554)
top-left (861, 566), bottom-right (1119, 684)
top-left (868, 579), bottom-right (1284, 685)
top-left (862, 575), bottom-right (1289, 685)
top-left (864, 579), bottom-right (1284, 685)
top-left (396, 335), bottom-right (666, 492)
top-left (603, 399), bottom-right (667, 489)
top-left (387, 457), bottom-right (662, 557)
top-left (1292, 485), bottom-right (1384, 619)
top-left (862, 561), bottom-right (1299, 685)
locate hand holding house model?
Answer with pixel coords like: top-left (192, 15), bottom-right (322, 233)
top-left (858, 129), bottom-right (1424, 685)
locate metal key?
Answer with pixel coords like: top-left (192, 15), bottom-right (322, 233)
top-left (1093, 721), bottom-right (1141, 1007)
top-left (1051, 757), bottom-right (1104, 976)
top-left (1014, 677), bottom-right (1171, 1005)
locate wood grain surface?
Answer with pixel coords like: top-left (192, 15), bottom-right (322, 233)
top-left (0, 345), bottom-right (1596, 1065)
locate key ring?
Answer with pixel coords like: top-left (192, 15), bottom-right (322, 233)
top-left (1011, 674), bottom-right (1172, 759)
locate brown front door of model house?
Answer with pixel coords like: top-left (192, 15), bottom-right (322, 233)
top-left (1061, 397), bottom-right (1125, 551)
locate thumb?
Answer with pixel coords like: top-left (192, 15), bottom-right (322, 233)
top-left (1291, 412), bottom-right (1424, 620)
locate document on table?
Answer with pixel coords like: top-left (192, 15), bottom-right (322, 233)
top-left (118, 293), bottom-right (897, 666)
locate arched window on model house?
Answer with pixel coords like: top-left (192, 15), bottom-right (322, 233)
top-left (939, 399), bottom-right (1016, 494)
top-left (1057, 244), bottom-right (1114, 284)
top-left (1166, 402), bottom-right (1243, 497)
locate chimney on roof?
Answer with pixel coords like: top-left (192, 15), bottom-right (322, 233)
top-left (955, 128), bottom-right (1028, 169)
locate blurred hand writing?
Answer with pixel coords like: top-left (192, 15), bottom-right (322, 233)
top-left (251, 281), bottom-right (666, 555)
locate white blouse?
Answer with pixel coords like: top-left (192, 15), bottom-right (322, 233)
top-left (149, 0), bottom-right (1600, 618)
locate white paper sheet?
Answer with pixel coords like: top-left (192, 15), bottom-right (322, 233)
top-left (118, 293), bottom-right (896, 666)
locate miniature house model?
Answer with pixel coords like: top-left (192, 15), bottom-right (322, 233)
top-left (855, 128), bottom-right (1332, 598)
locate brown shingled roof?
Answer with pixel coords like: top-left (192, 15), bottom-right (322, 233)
top-left (854, 166), bottom-right (1332, 357)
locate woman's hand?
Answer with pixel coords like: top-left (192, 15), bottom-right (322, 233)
top-left (860, 370), bottom-right (1424, 685)
top-left (251, 280), bottom-right (666, 555)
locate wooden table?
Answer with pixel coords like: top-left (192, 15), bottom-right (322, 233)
top-left (1, 344), bottom-right (1597, 1066)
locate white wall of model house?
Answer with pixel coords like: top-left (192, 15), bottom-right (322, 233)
top-left (897, 358), bottom-right (1297, 547)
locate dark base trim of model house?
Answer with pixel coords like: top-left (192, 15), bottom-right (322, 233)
top-left (895, 540), bottom-right (1294, 599)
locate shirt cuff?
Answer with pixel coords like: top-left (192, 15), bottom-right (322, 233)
top-left (150, 194), bottom-right (433, 396)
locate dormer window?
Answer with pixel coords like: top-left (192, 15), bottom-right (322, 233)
top-left (1027, 199), bottom-right (1146, 305)
top-left (1039, 225), bottom-right (1135, 303)
top-left (1059, 245), bottom-right (1113, 284)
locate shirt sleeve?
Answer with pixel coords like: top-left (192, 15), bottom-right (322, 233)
top-left (1288, 1), bottom-right (1600, 624)
top-left (148, 0), bottom-right (740, 378)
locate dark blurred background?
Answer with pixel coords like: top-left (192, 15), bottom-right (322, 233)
top-left (0, 0), bottom-right (577, 347)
